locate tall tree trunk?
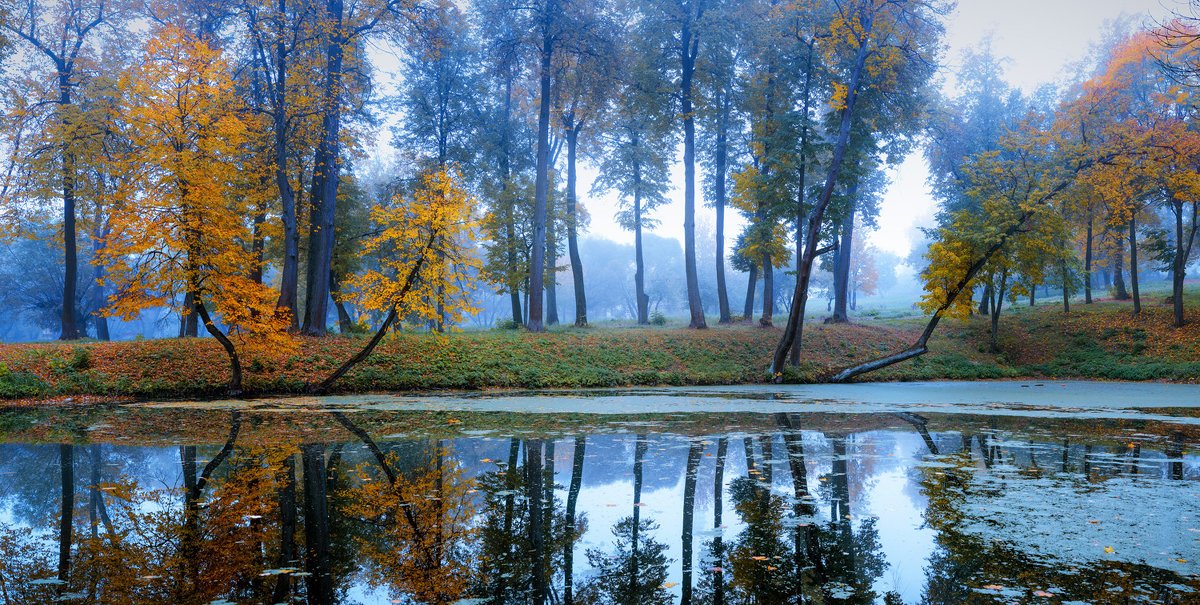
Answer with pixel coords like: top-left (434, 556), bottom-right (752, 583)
top-left (273, 1), bottom-right (300, 329)
top-left (565, 436), bottom-right (585, 604)
top-left (681, 14), bottom-right (706, 329)
top-left (59, 68), bottom-right (79, 340)
top-left (302, 444), bottom-right (334, 604)
top-left (528, 3), bottom-right (557, 334)
top-left (681, 440), bottom-right (702, 605)
top-left (789, 39), bottom-right (816, 366)
top-left (771, 13), bottom-right (873, 378)
top-left (761, 253), bottom-right (774, 326)
top-left (831, 196), bottom-right (856, 322)
top-left (715, 92), bottom-right (732, 324)
top-left (1084, 217), bottom-right (1093, 304)
top-left (1129, 217), bottom-right (1141, 315)
top-left (743, 263), bottom-right (758, 320)
top-left (634, 183), bottom-right (649, 324)
top-left (566, 125), bottom-right (587, 326)
top-left (302, 0), bottom-right (345, 337)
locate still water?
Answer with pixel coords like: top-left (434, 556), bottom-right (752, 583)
top-left (0, 381), bottom-right (1197, 604)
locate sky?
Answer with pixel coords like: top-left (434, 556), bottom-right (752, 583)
top-left (571, 0), bottom-right (1180, 261)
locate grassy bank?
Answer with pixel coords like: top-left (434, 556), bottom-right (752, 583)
top-left (1, 292), bottom-right (1197, 401)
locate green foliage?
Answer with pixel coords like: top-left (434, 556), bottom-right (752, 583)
top-left (494, 318), bottom-right (521, 330)
top-left (649, 311), bottom-right (666, 326)
top-left (0, 363), bottom-right (48, 398)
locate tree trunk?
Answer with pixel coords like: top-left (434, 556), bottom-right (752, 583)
top-left (92, 221), bottom-right (109, 341)
top-left (528, 3), bottom-right (556, 334)
top-left (329, 270), bottom-right (353, 333)
top-left (789, 40), bottom-right (816, 366)
top-left (1061, 262), bottom-right (1070, 313)
top-left (302, 0), bottom-right (346, 337)
top-left (1084, 217), bottom-right (1093, 304)
top-left (634, 186), bottom-right (649, 325)
top-left (681, 16), bottom-right (705, 329)
top-left (831, 198), bottom-right (856, 322)
top-left (761, 253), bottom-right (774, 326)
top-left (273, 3), bottom-right (300, 329)
top-left (743, 264), bottom-right (758, 320)
top-left (715, 93), bottom-right (732, 324)
top-left (194, 299), bottom-right (244, 394)
top-left (566, 126), bottom-right (588, 326)
top-left (771, 12), bottom-right (873, 378)
top-left (1113, 231), bottom-right (1129, 300)
top-left (59, 69), bottom-right (79, 340)
top-left (315, 235), bottom-right (433, 391)
top-left (1129, 217), bottom-right (1141, 315)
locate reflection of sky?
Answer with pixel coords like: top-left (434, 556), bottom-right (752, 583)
top-left (0, 422), bottom-right (1196, 603)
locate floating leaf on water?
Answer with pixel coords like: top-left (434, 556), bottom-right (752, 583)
top-left (662, 583), bottom-right (678, 588)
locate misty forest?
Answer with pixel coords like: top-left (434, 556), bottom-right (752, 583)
top-left (3, 1), bottom-right (1200, 604)
top-left (0, 0), bottom-right (1199, 393)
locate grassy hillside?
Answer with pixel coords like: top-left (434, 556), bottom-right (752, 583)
top-left (0, 287), bottom-right (1197, 402)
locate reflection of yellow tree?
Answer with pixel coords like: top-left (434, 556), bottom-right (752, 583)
top-left (32, 444), bottom-right (290, 604)
top-left (341, 445), bottom-right (478, 604)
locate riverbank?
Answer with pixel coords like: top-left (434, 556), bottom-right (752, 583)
top-left (1, 296), bottom-right (1198, 401)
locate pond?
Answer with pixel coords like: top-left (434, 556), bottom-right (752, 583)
top-left (0, 381), bottom-right (1197, 604)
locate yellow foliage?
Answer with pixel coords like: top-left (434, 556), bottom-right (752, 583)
top-left (99, 25), bottom-right (291, 360)
top-left (348, 166), bottom-right (481, 329)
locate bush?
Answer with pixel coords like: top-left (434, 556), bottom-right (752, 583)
top-left (495, 317), bottom-right (521, 330)
top-left (650, 311), bottom-right (667, 326)
top-left (0, 363), bottom-right (48, 398)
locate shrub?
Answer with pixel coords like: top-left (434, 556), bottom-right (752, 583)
top-left (650, 311), bottom-right (667, 326)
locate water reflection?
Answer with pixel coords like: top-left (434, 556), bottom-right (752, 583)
top-left (0, 407), bottom-right (1195, 604)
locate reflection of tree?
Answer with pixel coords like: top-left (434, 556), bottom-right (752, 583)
top-left (580, 433), bottom-right (672, 605)
top-left (474, 438), bottom-right (579, 605)
top-left (565, 435), bottom-right (587, 605)
top-left (334, 413), bottom-right (477, 604)
top-left (696, 437), bottom-right (731, 605)
top-left (681, 439), bottom-right (703, 605)
top-left (816, 434), bottom-right (887, 604)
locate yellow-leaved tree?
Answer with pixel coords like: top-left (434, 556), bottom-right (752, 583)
top-left (316, 166), bottom-right (479, 392)
top-left (99, 26), bottom-right (288, 394)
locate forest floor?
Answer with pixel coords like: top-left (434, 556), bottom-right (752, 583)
top-left (1, 286), bottom-right (1198, 402)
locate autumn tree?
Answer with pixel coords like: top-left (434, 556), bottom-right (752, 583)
top-left (317, 166), bottom-right (479, 392)
top-left (771, 0), bottom-right (946, 379)
top-left (0, 0), bottom-right (122, 340)
top-left (100, 26), bottom-right (289, 394)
